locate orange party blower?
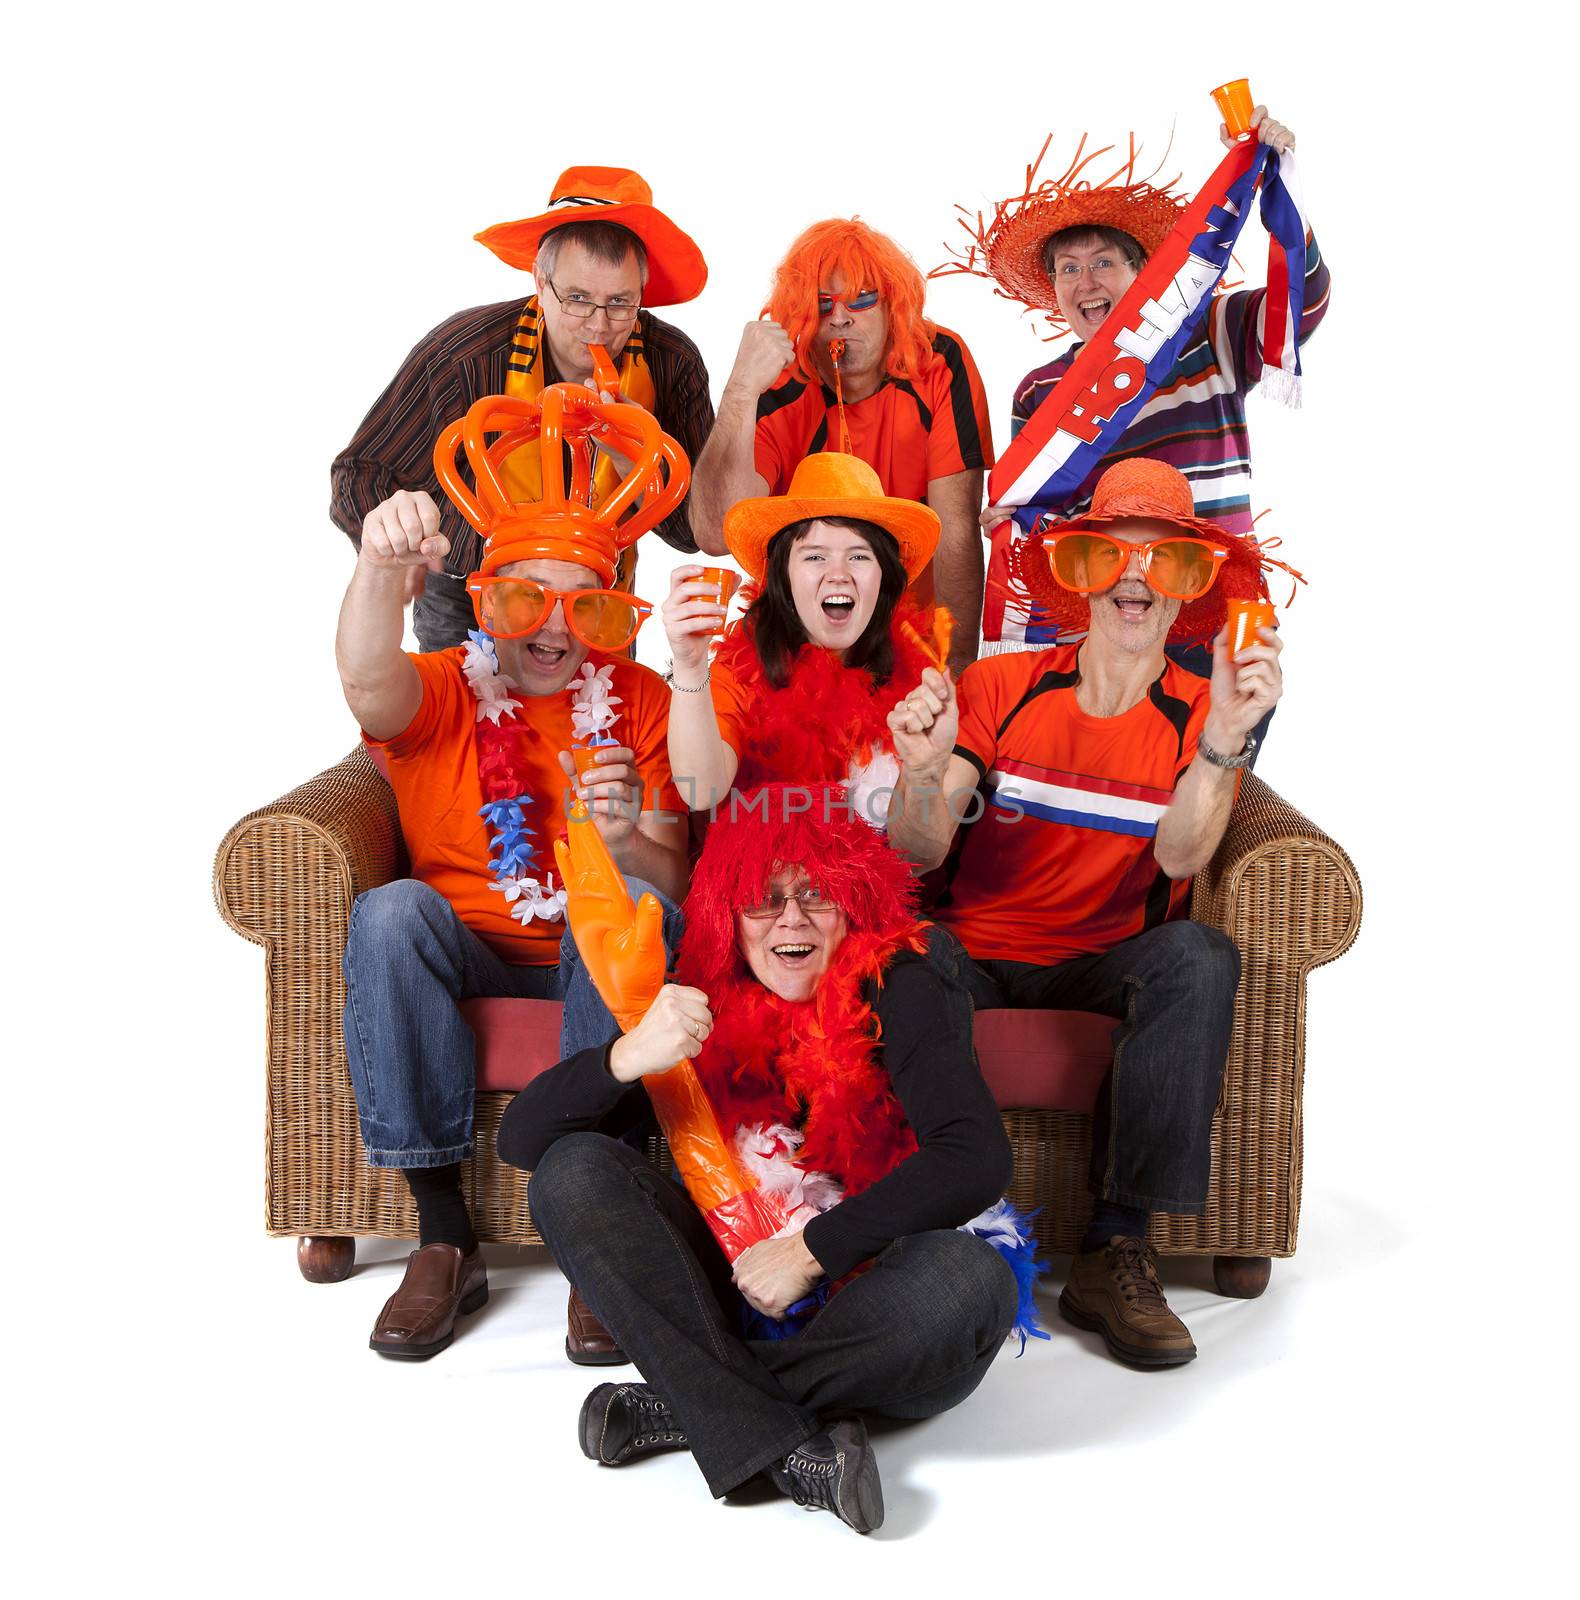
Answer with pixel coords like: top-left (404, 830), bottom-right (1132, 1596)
top-left (1226, 598), bottom-right (1276, 658)
top-left (1211, 78), bottom-right (1256, 140)
top-left (588, 343), bottom-right (621, 398)
top-left (555, 800), bottom-right (795, 1258)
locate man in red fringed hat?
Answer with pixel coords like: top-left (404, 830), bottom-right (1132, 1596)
top-left (887, 457), bottom-right (1290, 1369)
top-left (331, 167), bottom-right (714, 653)
top-left (690, 218), bottom-right (993, 675)
top-left (332, 384), bottom-right (690, 1365)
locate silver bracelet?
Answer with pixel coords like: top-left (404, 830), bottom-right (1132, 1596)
top-left (1196, 731), bottom-right (1257, 770)
top-left (671, 671), bottom-right (710, 694)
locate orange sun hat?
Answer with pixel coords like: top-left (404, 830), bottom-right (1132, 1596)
top-left (932, 135), bottom-right (1192, 335)
top-left (1009, 458), bottom-right (1303, 644)
top-left (723, 453), bottom-right (940, 585)
top-left (475, 166), bottom-right (708, 307)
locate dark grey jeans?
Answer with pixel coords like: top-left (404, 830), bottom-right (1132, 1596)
top-left (526, 1133), bottom-right (1018, 1498)
top-left (933, 919), bottom-right (1240, 1214)
top-left (412, 571), bottom-right (474, 654)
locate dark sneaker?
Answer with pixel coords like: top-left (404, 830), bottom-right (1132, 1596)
top-left (769, 1418), bottom-right (884, 1533)
top-left (579, 1382), bottom-right (688, 1466)
top-left (1059, 1235), bottom-right (1197, 1368)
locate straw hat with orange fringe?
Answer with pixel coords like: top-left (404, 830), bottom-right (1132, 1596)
top-left (931, 135), bottom-right (1196, 337)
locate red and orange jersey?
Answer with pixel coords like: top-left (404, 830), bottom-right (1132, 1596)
top-left (931, 645), bottom-right (1233, 966)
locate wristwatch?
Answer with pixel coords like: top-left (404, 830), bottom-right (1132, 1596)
top-left (1196, 731), bottom-right (1257, 770)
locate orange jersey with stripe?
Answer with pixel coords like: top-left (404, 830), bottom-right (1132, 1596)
top-left (753, 328), bottom-right (994, 609)
top-left (365, 650), bottom-right (682, 965)
top-left (931, 646), bottom-right (1231, 965)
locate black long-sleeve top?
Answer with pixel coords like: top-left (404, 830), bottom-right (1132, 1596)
top-left (497, 949), bottom-right (1012, 1280)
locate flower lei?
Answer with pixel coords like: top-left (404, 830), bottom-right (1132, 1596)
top-left (461, 633), bottom-right (621, 927)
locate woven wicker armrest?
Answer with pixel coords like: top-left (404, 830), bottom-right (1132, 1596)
top-left (214, 746), bottom-right (406, 1237)
top-left (1190, 772), bottom-right (1363, 970)
top-left (213, 746), bottom-right (400, 946)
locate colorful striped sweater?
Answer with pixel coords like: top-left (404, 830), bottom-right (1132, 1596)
top-left (1008, 228), bottom-right (1331, 538)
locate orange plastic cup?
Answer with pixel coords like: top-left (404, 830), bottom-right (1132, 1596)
top-left (697, 566), bottom-right (739, 634)
top-left (572, 743), bottom-right (613, 782)
top-left (1211, 78), bottom-right (1256, 140)
top-left (1227, 598), bottom-right (1276, 658)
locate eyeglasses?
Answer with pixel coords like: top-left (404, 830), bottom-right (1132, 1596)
top-left (466, 576), bottom-right (653, 651)
top-left (817, 289), bottom-right (880, 315)
top-left (544, 276), bottom-right (641, 325)
top-left (1044, 532), bottom-right (1230, 602)
top-left (1052, 256), bottom-right (1134, 281)
top-left (739, 884), bottom-right (839, 920)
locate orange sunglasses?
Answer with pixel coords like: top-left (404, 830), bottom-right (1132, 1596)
top-left (1044, 532), bottom-right (1230, 602)
top-left (466, 576), bottom-right (653, 651)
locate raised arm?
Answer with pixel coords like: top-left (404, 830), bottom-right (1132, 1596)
top-left (689, 321), bottom-right (794, 556)
top-left (1154, 623), bottom-right (1285, 878)
top-left (335, 489), bottom-right (447, 740)
top-left (660, 566), bottom-right (739, 812)
top-left (885, 667), bottom-right (980, 870)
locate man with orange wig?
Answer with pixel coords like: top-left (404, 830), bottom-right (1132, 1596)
top-left (691, 219), bottom-right (992, 674)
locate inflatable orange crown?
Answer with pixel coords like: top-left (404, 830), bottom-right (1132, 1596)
top-left (433, 380), bottom-right (691, 585)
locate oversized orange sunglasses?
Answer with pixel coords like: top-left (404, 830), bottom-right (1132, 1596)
top-left (466, 576), bottom-right (653, 651)
top-left (1044, 532), bottom-right (1230, 602)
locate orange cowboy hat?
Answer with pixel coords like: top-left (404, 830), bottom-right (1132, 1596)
top-left (723, 453), bottom-right (941, 585)
top-left (932, 135), bottom-right (1190, 333)
top-left (1009, 458), bottom-right (1303, 644)
top-left (475, 166), bottom-right (708, 307)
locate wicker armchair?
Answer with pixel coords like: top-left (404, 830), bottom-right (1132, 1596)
top-left (214, 748), bottom-right (1361, 1296)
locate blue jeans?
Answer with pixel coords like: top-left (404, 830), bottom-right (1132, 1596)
top-left (342, 877), bottom-right (683, 1167)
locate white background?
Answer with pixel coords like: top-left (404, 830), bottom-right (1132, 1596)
top-left (6, 2), bottom-right (1571, 1593)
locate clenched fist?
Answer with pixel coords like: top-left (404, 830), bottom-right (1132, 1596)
top-left (608, 983), bottom-right (715, 1083)
top-left (726, 320), bottom-right (796, 397)
top-left (360, 489), bottom-right (450, 572)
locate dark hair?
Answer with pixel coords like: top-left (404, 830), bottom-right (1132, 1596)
top-left (1041, 224), bottom-right (1146, 278)
top-left (750, 516), bottom-right (908, 688)
top-left (536, 221), bottom-right (650, 286)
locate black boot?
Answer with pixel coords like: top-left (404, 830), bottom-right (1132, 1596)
top-left (769, 1418), bottom-right (884, 1533)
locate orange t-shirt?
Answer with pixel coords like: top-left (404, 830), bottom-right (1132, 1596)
top-left (365, 649), bottom-right (682, 966)
top-left (753, 328), bottom-right (994, 610)
top-left (930, 645), bottom-right (1233, 965)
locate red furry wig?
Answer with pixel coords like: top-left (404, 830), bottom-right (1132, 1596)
top-left (765, 219), bottom-right (937, 385)
top-left (675, 782), bottom-right (925, 999)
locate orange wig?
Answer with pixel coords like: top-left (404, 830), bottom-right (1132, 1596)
top-left (765, 218), bottom-right (936, 385)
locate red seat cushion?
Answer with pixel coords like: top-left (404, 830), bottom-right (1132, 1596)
top-left (464, 998), bottom-right (1112, 1112)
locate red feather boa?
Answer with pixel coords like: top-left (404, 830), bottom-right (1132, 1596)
top-left (675, 780), bottom-right (931, 1198)
top-left (712, 599), bottom-right (938, 789)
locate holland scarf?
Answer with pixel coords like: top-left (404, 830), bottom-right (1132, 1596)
top-left (984, 142), bottom-right (1311, 646)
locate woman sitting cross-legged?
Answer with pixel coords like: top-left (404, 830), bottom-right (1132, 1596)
top-left (663, 453), bottom-right (953, 828)
top-left (497, 785), bottom-right (1041, 1534)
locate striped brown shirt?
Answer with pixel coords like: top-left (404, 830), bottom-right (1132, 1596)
top-left (330, 298), bottom-right (714, 576)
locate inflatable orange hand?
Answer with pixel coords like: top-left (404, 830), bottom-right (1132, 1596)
top-left (554, 800), bottom-right (666, 1031)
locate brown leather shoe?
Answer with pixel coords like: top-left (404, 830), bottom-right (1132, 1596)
top-left (1059, 1236), bottom-right (1197, 1368)
top-left (369, 1243), bottom-right (487, 1361)
top-left (565, 1287), bottom-right (629, 1366)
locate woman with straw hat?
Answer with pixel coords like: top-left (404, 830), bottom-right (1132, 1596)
top-left (661, 454), bottom-right (952, 829)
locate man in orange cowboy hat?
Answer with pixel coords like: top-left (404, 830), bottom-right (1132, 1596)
top-left (885, 457), bottom-right (1289, 1369)
top-left (332, 166), bottom-right (714, 652)
top-left (690, 218), bottom-right (992, 676)
top-left (333, 382), bottom-right (690, 1365)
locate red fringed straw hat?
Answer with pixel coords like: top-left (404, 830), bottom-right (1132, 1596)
top-left (931, 135), bottom-right (1192, 335)
top-left (432, 387), bottom-right (690, 584)
top-left (1008, 458), bottom-right (1305, 645)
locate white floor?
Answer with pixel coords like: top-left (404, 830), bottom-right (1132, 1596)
top-left (43, 1183), bottom-right (1547, 1599)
